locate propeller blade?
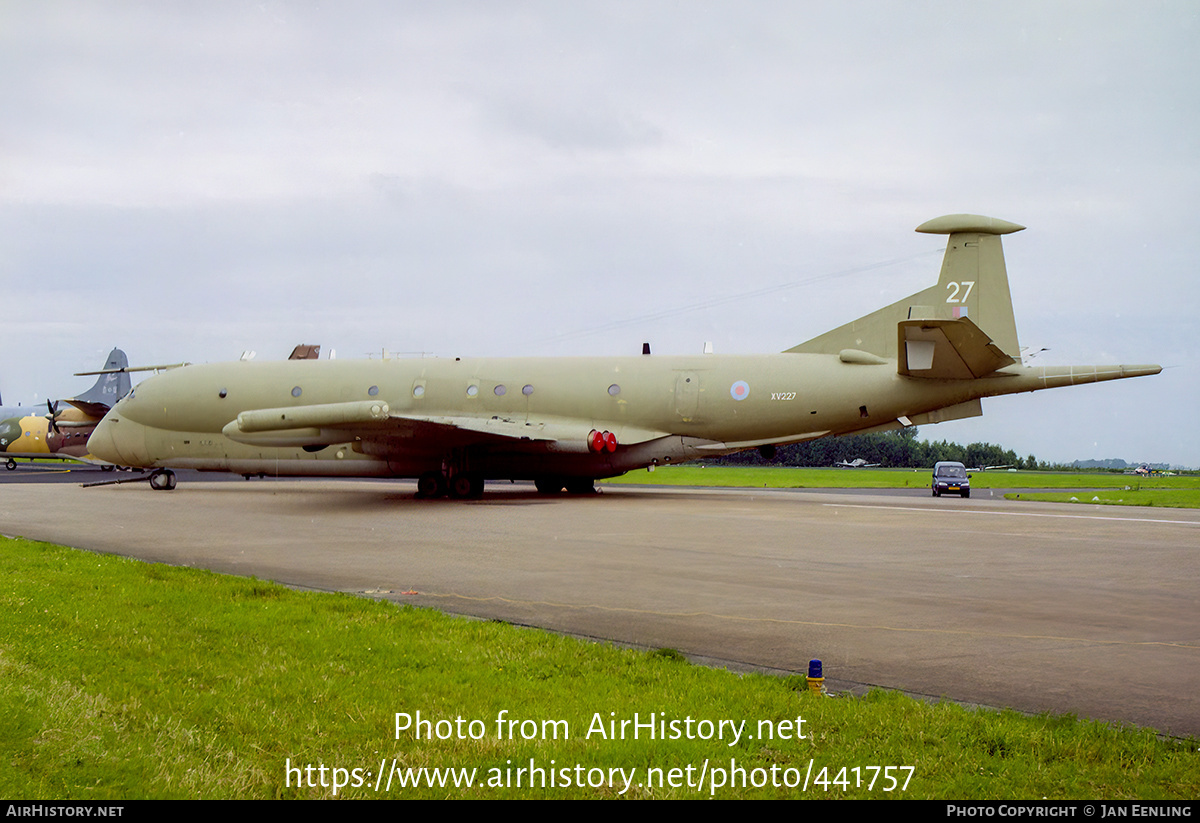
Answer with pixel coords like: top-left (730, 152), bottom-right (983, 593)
top-left (45, 400), bottom-right (61, 434)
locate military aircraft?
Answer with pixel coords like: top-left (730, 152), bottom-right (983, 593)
top-left (88, 214), bottom-right (1161, 496)
top-left (1, 348), bottom-right (132, 470)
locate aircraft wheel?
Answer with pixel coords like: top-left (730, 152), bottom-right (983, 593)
top-left (534, 477), bottom-right (564, 494)
top-left (149, 470), bottom-right (177, 491)
top-left (564, 478), bottom-right (596, 495)
top-left (101, 464), bottom-right (115, 472)
top-left (5, 458), bottom-right (15, 471)
top-left (449, 473), bottom-right (483, 499)
top-left (416, 471), bottom-right (446, 498)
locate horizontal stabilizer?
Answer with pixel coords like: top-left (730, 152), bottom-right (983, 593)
top-left (852, 399), bottom-right (986, 435)
top-left (909, 398), bottom-right (983, 425)
top-left (898, 317), bottom-right (1015, 379)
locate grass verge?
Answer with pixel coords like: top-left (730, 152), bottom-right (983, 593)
top-left (1002, 489), bottom-right (1200, 509)
top-left (603, 466), bottom-right (1200, 496)
top-left (2, 536), bottom-right (1195, 799)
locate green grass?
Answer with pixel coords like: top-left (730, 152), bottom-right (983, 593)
top-left (603, 466), bottom-right (1200, 494)
top-left (1003, 489), bottom-right (1200, 509)
top-left (2, 536), bottom-right (1196, 799)
top-left (606, 465), bottom-right (932, 488)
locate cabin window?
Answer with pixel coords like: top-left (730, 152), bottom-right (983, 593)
top-left (218, 388), bottom-right (227, 399)
top-left (494, 385), bottom-right (507, 396)
top-left (608, 384), bottom-right (621, 396)
top-left (291, 386), bottom-right (302, 398)
top-left (466, 385), bottom-right (479, 397)
top-left (368, 385), bottom-right (379, 396)
top-left (522, 384), bottom-right (534, 396)
top-left (412, 385), bottom-right (425, 398)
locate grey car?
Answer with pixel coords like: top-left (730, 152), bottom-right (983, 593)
top-left (932, 461), bottom-right (970, 498)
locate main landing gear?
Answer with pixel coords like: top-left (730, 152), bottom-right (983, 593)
top-left (415, 470), bottom-right (483, 499)
top-left (148, 469), bottom-right (177, 491)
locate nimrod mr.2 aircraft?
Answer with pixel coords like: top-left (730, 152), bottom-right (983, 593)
top-left (88, 215), bottom-right (1160, 496)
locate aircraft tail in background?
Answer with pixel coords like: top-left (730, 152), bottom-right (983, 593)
top-left (67, 348), bottom-right (132, 417)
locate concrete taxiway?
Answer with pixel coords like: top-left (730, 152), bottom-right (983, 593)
top-left (1, 476), bottom-right (1196, 737)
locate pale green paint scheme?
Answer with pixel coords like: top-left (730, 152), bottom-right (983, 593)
top-left (88, 216), bottom-right (1161, 490)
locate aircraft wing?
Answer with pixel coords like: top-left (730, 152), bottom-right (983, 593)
top-left (219, 399), bottom-right (671, 453)
top-left (398, 415), bottom-right (672, 448)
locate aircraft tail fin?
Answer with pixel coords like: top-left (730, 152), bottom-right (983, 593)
top-left (786, 214), bottom-right (1025, 366)
top-left (68, 348), bottom-right (131, 417)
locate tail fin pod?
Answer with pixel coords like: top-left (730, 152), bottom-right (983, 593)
top-left (787, 214), bottom-right (1025, 362)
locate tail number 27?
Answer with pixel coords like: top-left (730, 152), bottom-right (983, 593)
top-left (946, 280), bottom-right (975, 303)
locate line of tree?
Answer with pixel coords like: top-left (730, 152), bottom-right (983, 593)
top-left (714, 427), bottom-right (1044, 470)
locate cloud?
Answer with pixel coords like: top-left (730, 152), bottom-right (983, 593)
top-left (1, 1), bottom-right (1195, 464)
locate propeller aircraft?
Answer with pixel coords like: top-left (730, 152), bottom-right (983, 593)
top-left (87, 215), bottom-right (1161, 496)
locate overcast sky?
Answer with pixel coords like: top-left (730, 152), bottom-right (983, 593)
top-left (2, 1), bottom-right (1196, 466)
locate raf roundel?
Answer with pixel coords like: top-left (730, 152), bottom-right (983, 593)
top-left (730, 380), bottom-right (750, 401)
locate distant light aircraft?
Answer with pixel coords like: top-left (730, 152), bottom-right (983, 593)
top-left (88, 215), bottom-right (1162, 496)
top-left (835, 458), bottom-right (881, 468)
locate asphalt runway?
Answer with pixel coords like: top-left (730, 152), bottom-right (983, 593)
top-left (2, 473), bottom-right (1197, 737)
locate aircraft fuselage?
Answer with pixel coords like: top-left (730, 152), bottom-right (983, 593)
top-left (87, 352), bottom-right (1156, 482)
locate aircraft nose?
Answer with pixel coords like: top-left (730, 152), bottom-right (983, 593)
top-left (88, 414), bottom-right (150, 467)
